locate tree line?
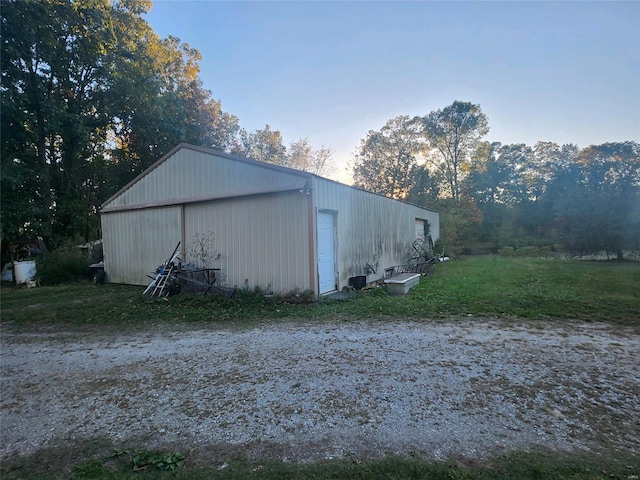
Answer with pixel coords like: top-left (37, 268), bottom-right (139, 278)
top-left (352, 103), bottom-right (639, 258)
top-left (1, 0), bottom-right (330, 248)
top-left (2, 1), bottom-right (638, 259)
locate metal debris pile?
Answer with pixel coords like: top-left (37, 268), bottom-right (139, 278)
top-left (143, 242), bottom-right (235, 298)
top-left (385, 235), bottom-right (438, 278)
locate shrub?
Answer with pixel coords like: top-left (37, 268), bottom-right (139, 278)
top-left (434, 238), bottom-right (447, 257)
top-left (513, 246), bottom-right (558, 258)
top-left (499, 246), bottom-right (558, 258)
top-left (498, 246), bottom-right (515, 257)
top-left (36, 250), bottom-right (91, 285)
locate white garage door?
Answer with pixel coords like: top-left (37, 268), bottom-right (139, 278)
top-left (317, 211), bottom-right (336, 294)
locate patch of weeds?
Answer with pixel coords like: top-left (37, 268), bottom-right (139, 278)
top-left (363, 284), bottom-right (391, 297)
top-left (130, 449), bottom-right (185, 472)
top-left (71, 449), bottom-right (186, 478)
top-left (447, 465), bottom-right (472, 480)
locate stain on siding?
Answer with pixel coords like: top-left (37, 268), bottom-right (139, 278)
top-left (183, 191), bottom-right (310, 293)
top-left (313, 178), bottom-right (440, 290)
top-left (101, 207), bottom-right (181, 285)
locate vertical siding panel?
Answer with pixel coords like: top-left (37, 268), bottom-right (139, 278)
top-left (313, 178), bottom-right (439, 291)
top-left (182, 192), bottom-right (309, 293)
top-left (241, 200), bottom-right (250, 287)
top-left (225, 198), bottom-right (233, 286)
top-left (101, 207), bottom-right (181, 285)
top-left (285, 196), bottom-right (292, 291)
top-left (252, 199), bottom-right (260, 287)
top-left (287, 195), bottom-right (295, 290)
top-left (272, 197), bottom-right (278, 291)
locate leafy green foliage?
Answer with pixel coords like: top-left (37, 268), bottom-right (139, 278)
top-left (233, 124), bottom-right (287, 165)
top-left (130, 450), bottom-right (185, 472)
top-left (352, 115), bottom-right (422, 199)
top-left (462, 140), bottom-right (640, 257)
top-left (36, 251), bottom-right (91, 285)
top-left (418, 101), bottom-right (490, 202)
top-left (0, 0), bottom-right (239, 247)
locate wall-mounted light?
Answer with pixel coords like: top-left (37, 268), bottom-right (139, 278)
top-left (299, 182), bottom-right (312, 195)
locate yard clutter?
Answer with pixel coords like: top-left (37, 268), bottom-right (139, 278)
top-left (384, 273), bottom-right (421, 295)
top-left (383, 236), bottom-right (438, 294)
top-left (2, 237), bottom-right (48, 287)
top-left (143, 242), bottom-right (234, 298)
top-left (386, 236), bottom-right (438, 278)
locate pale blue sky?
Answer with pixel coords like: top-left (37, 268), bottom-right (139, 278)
top-left (145, 1), bottom-right (640, 181)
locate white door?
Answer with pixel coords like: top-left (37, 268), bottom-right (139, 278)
top-left (415, 219), bottom-right (426, 240)
top-left (317, 211), bottom-right (336, 294)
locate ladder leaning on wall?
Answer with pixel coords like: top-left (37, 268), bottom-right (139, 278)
top-left (143, 242), bottom-right (181, 298)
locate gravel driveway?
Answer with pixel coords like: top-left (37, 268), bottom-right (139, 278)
top-left (1, 318), bottom-right (639, 464)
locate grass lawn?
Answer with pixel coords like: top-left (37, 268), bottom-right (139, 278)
top-left (408, 256), bottom-right (640, 323)
top-left (10, 445), bottom-right (637, 480)
top-left (1, 256), bottom-right (639, 479)
top-left (2, 256), bottom-right (639, 329)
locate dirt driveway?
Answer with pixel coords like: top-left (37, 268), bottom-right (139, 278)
top-left (1, 318), bottom-right (639, 464)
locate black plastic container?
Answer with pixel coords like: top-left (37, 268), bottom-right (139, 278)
top-left (349, 275), bottom-right (367, 290)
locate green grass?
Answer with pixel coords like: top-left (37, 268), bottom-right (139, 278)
top-left (410, 257), bottom-right (640, 323)
top-left (2, 257), bottom-right (639, 330)
top-left (2, 443), bottom-right (638, 480)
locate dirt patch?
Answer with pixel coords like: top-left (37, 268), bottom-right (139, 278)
top-left (1, 318), bottom-right (639, 464)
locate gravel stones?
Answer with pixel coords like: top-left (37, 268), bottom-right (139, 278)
top-left (1, 318), bottom-right (638, 462)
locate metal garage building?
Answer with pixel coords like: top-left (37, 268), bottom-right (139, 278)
top-left (100, 144), bottom-right (439, 295)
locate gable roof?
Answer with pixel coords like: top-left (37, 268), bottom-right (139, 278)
top-left (101, 143), bottom-right (313, 211)
top-left (101, 143), bottom-right (439, 214)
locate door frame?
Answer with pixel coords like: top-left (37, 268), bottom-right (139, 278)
top-left (316, 209), bottom-right (337, 295)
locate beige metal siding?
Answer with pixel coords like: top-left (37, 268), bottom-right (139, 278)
top-left (183, 191), bottom-right (311, 293)
top-left (313, 178), bottom-right (440, 290)
top-left (104, 148), bottom-right (307, 209)
top-left (101, 207), bottom-right (181, 285)
top-left (100, 144), bottom-right (438, 295)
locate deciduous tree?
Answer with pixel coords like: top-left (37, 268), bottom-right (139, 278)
top-left (1, 0), bottom-right (239, 246)
top-left (416, 101), bottom-right (489, 202)
top-left (352, 116), bottom-right (422, 199)
top-left (286, 138), bottom-right (334, 176)
top-left (560, 141), bottom-right (640, 257)
top-left (233, 125), bottom-right (287, 165)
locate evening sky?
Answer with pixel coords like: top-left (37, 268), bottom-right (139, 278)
top-left (145, 1), bottom-right (640, 181)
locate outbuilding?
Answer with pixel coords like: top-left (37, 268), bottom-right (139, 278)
top-left (100, 144), bottom-right (439, 295)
